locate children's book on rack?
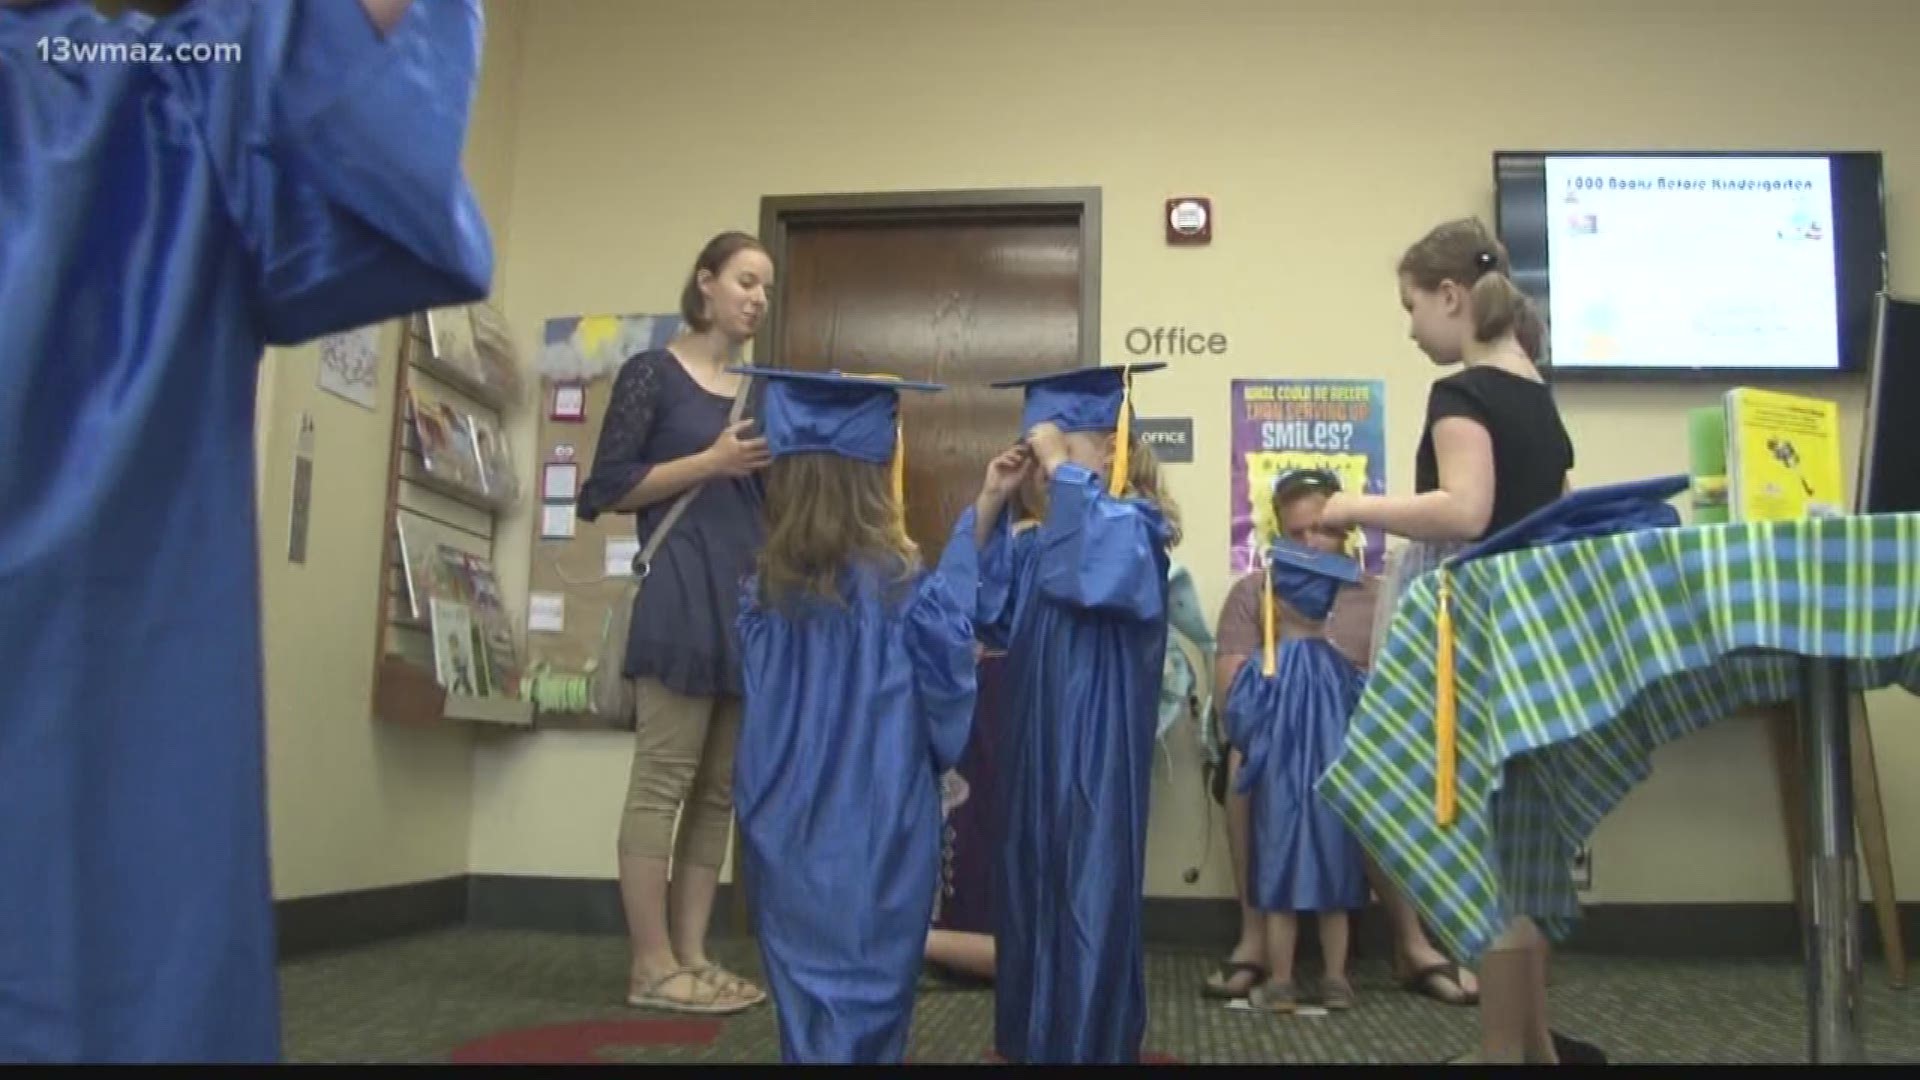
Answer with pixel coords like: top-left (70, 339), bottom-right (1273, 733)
top-left (394, 513), bottom-right (446, 622)
top-left (1724, 387), bottom-right (1845, 522)
top-left (408, 385), bottom-right (483, 493)
top-left (396, 514), bottom-right (523, 698)
top-left (443, 546), bottom-right (521, 699)
top-left (426, 304), bottom-right (523, 405)
top-left (407, 385), bottom-right (521, 507)
top-left (429, 597), bottom-right (483, 698)
top-left (465, 409), bottom-right (522, 504)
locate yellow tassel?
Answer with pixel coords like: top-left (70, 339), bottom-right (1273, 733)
top-left (892, 417), bottom-right (906, 511)
top-left (1109, 368), bottom-right (1133, 499)
top-left (1261, 558), bottom-right (1277, 678)
top-left (1434, 570), bottom-right (1458, 828)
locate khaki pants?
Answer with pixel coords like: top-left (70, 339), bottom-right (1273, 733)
top-left (617, 678), bottom-right (741, 868)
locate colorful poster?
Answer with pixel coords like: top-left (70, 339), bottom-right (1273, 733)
top-left (539, 312), bottom-right (682, 382)
top-left (1229, 379), bottom-right (1388, 576)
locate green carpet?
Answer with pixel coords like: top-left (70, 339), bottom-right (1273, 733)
top-left (279, 928), bottom-right (1920, 1063)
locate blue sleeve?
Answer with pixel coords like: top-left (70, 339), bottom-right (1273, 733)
top-left (1223, 663), bottom-right (1260, 752)
top-left (1222, 663), bottom-right (1272, 793)
top-left (973, 503), bottom-right (1019, 650)
top-left (165, 0), bottom-right (493, 345)
top-left (1035, 464), bottom-right (1169, 621)
top-left (907, 510), bottom-right (983, 772)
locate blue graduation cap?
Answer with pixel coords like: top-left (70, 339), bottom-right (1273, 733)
top-left (1428, 473), bottom-right (1690, 829)
top-left (991, 361), bottom-right (1168, 434)
top-left (729, 367), bottom-right (943, 505)
top-left (1452, 474), bottom-right (1691, 564)
top-left (730, 367), bottom-right (942, 463)
top-left (991, 362), bottom-right (1167, 497)
top-left (1258, 541), bottom-right (1363, 677)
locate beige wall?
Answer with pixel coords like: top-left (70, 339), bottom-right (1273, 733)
top-left (281, 0), bottom-right (1920, 904)
top-left (254, 0), bottom-right (531, 900)
top-left (257, 323), bottom-right (476, 901)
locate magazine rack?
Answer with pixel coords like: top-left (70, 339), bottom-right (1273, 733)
top-left (371, 306), bottom-right (534, 728)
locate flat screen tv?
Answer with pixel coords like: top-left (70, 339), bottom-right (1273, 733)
top-left (1494, 151), bottom-right (1888, 379)
top-left (1857, 292), bottom-right (1920, 515)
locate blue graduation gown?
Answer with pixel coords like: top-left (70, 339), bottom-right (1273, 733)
top-left (735, 511), bottom-right (982, 1064)
top-left (1224, 548), bottom-right (1368, 913)
top-left (980, 464), bottom-right (1172, 1065)
top-left (0, 1), bottom-right (492, 1063)
top-left (1224, 641), bottom-right (1368, 914)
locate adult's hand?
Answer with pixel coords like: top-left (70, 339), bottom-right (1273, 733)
top-left (703, 420), bottom-right (771, 479)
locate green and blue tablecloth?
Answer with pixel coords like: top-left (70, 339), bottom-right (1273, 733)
top-left (1318, 513), bottom-right (1920, 963)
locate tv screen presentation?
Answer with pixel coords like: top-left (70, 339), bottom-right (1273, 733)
top-left (1858, 292), bottom-right (1920, 516)
top-left (1495, 151), bottom-right (1887, 378)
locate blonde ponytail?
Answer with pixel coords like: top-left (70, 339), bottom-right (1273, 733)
top-left (1123, 436), bottom-right (1182, 547)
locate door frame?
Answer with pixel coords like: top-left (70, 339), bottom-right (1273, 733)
top-left (752, 186), bottom-right (1103, 372)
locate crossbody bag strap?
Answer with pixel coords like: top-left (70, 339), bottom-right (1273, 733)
top-left (632, 368), bottom-right (754, 577)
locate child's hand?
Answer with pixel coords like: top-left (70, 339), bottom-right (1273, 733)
top-left (1025, 421), bottom-right (1069, 474)
top-left (975, 444), bottom-right (1033, 544)
top-left (980, 442), bottom-right (1032, 502)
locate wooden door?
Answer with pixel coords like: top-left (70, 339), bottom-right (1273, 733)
top-left (761, 195), bottom-right (1096, 562)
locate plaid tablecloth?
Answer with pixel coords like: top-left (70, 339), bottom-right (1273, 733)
top-left (1318, 513), bottom-right (1920, 963)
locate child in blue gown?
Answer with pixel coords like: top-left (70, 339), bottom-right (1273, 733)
top-left (1224, 506), bottom-right (1371, 1013)
top-left (0, 1), bottom-right (492, 1062)
top-left (978, 362), bottom-right (1180, 1065)
top-left (732, 368), bottom-right (1024, 1064)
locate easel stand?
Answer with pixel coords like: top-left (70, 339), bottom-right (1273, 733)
top-left (1768, 686), bottom-right (1906, 999)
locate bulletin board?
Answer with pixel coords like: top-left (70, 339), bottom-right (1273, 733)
top-left (521, 313), bottom-right (684, 726)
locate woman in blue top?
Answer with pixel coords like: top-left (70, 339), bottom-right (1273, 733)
top-left (578, 232), bottom-right (775, 1014)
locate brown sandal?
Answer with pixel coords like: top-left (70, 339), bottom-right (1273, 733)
top-left (1400, 962), bottom-right (1478, 1006)
top-left (693, 962), bottom-right (766, 1006)
top-left (626, 966), bottom-right (754, 1015)
top-left (1202, 959), bottom-right (1268, 1000)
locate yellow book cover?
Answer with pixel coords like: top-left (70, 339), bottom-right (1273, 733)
top-left (1725, 388), bottom-right (1846, 521)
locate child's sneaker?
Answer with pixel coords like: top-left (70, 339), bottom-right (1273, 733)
top-left (1319, 976), bottom-right (1355, 1011)
top-left (1248, 981), bottom-right (1298, 1014)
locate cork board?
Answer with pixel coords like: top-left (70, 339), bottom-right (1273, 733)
top-left (522, 314), bottom-right (683, 682)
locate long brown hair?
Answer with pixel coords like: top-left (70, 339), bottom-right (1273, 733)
top-left (1123, 436), bottom-right (1183, 548)
top-left (1398, 217), bottom-right (1540, 350)
top-left (679, 231), bottom-right (766, 332)
top-left (757, 453), bottom-right (919, 609)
